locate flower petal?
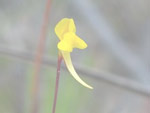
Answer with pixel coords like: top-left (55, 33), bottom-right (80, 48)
top-left (57, 40), bottom-right (73, 52)
top-left (57, 32), bottom-right (87, 52)
top-left (55, 18), bottom-right (76, 40)
top-left (69, 19), bottom-right (76, 33)
top-left (59, 32), bottom-right (87, 51)
top-left (61, 51), bottom-right (93, 89)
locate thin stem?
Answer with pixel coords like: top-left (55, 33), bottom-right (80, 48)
top-left (31, 0), bottom-right (52, 113)
top-left (52, 53), bottom-right (62, 113)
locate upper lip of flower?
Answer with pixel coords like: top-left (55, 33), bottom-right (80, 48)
top-left (55, 18), bottom-right (76, 40)
top-left (55, 18), bottom-right (93, 89)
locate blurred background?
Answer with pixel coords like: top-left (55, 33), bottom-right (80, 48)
top-left (0, 0), bottom-right (150, 113)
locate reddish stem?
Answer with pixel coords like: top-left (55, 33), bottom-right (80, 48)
top-left (52, 54), bottom-right (62, 113)
top-left (32, 0), bottom-right (51, 113)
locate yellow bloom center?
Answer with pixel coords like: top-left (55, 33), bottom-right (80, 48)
top-left (55, 18), bottom-right (87, 52)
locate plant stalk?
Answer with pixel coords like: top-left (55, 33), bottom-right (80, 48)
top-left (52, 53), bottom-right (62, 113)
top-left (31, 0), bottom-right (51, 113)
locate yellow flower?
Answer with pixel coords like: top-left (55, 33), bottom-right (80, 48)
top-left (55, 18), bottom-right (93, 89)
